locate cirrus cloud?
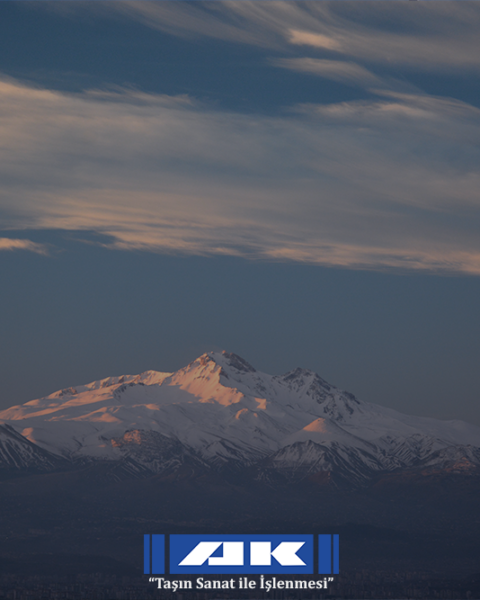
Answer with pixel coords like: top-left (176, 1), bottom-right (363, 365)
top-left (0, 238), bottom-right (48, 255)
top-left (271, 57), bottom-right (382, 87)
top-left (1, 76), bottom-right (480, 273)
top-left (103, 1), bottom-right (480, 72)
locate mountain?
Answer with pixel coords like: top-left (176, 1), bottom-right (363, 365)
top-left (0, 423), bottom-right (67, 477)
top-left (1, 351), bottom-right (479, 485)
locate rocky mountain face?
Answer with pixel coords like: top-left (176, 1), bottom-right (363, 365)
top-left (0, 423), bottom-right (69, 476)
top-left (1, 351), bottom-right (479, 485)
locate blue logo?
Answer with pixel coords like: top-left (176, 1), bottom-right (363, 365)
top-left (143, 534), bottom-right (338, 575)
top-left (318, 534), bottom-right (339, 575)
top-left (170, 534), bottom-right (314, 574)
top-left (144, 534), bottom-right (165, 574)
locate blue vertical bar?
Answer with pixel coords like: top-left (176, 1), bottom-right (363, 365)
top-left (144, 534), bottom-right (150, 575)
top-left (333, 534), bottom-right (339, 574)
top-left (152, 534), bottom-right (165, 574)
top-left (318, 534), bottom-right (332, 574)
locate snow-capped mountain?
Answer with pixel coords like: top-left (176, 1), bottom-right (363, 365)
top-left (1, 351), bottom-right (479, 484)
top-left (0, 423), bottom-right (67, 474)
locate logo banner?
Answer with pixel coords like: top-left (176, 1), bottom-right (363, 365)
top-left (170, 534), bottom-right (314, 574)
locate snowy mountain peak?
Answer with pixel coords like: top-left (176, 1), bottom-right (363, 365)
top-left (277, 367), bottom-right (334, 398)
top-left (182, 351), bottom-right (257, 381)
top-left (167, 351), bottom-right (255, 384)
top-left (165, 351), bottom-right (268, 402)
top-left (218, 352), bottom-right (257, 374)
top-left (1, 351), bottom-right (480, 483)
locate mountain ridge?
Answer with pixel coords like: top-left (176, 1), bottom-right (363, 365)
top-left (1, 351), bottom-right (479, 485)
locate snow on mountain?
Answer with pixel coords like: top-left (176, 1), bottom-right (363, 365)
top-left (0, 423), bottom-right (66, 474)
top-left (1, 351), bottom-right (479, 482)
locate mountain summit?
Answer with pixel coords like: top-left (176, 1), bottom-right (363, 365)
top-left (1, 351), bottom-right (479, 484)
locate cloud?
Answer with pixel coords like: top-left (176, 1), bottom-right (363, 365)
top-left (96, 1), bottom-right (480, 72)
top-left (0, 238), bottom-right (48, 255)
top-left (1, 76), bottom-right (480, 274)
top-left (75, 1), bottom-right (288, 49)
top-left (288, 29), bottom-right (341, 51)
top-left (272, 58), bottom-right (382, 87)
top-left (48, 2), bottom-right (480, 107)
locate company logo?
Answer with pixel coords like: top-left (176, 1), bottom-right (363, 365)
top-left (144, 534), bottom-right (339, 575)
top-left (318, 534), bottom-right (339, 575)
top-left (144, 534), bottom-right (165, 575)
top-left (170, 535), bottom-right (313, 574)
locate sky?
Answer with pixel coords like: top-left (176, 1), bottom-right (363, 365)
top-left (1, 1), bottom-right (480, 426)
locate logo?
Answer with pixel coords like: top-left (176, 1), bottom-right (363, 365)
top-left (144, 534), bottom-right (339, 575)
top-left (170, 535), bottom-right (313, 574)
top-left (318, 534), bottom-right (339, 575)
top-left (144, 534), bottom-right (165, 575)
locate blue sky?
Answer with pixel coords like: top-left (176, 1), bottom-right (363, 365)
top-left (1, 2), bottom-right (480, 425)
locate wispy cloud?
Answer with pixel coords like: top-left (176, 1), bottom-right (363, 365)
top-left (103, 1), bottom-right (480, 72)
top-left (271, 58), bottom-right (382, 87)
top-left (1, 75), bottom-right (480, 273)
top-left (288, 29), bottom-right (341, 51)
top-left (41, 2), bottom-right (480, 78)
top-left (0, 238), bottom-right (48, 255)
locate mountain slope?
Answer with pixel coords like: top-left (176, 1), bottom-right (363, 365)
top-left (0, 423), bottom-right (67, 477)
top-left (1, 351), bottom-right (479, 483)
